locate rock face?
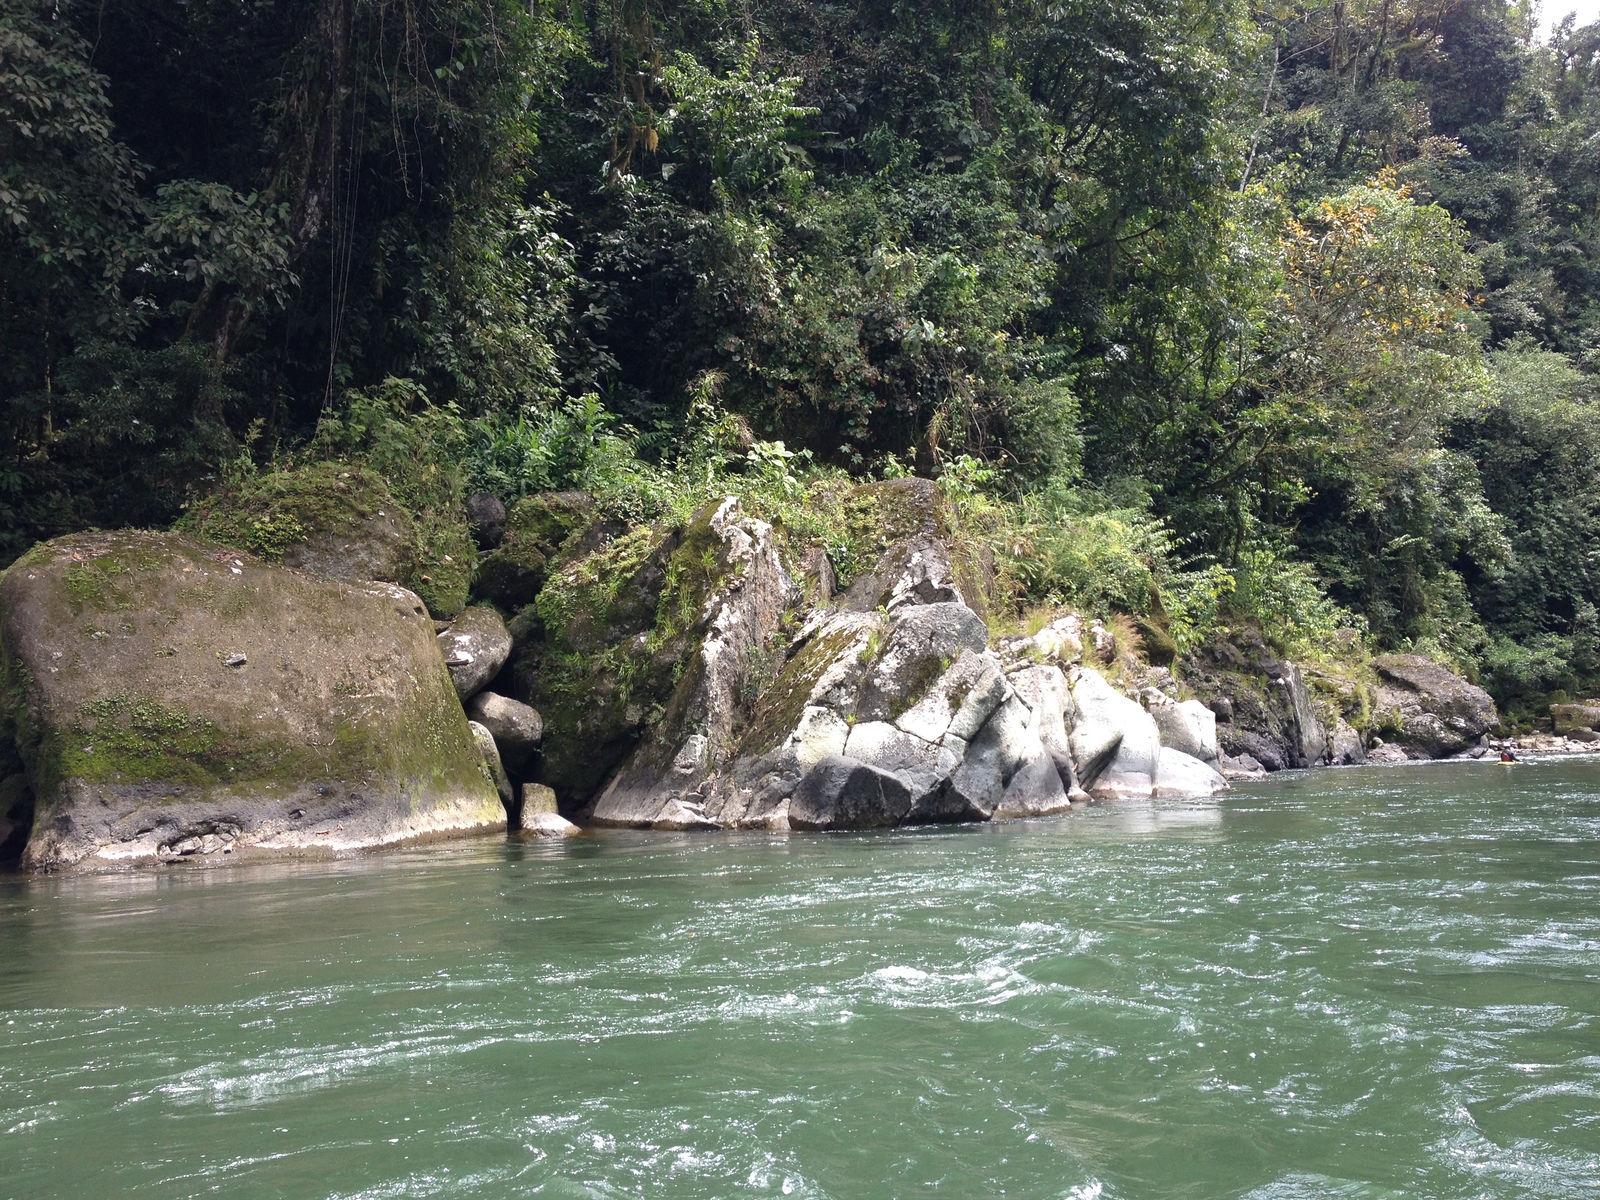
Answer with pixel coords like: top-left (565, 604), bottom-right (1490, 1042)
top-left (1372, 654), bottom-right (1498, 756)
top-left (439, 607), bottom-right (512, 701)
top-left (1181, 629), bottom-right (1330, 771)
top-left (589, 497), bottom-right (797, 826)
top-left (0, 531), bottom-right (503, 871)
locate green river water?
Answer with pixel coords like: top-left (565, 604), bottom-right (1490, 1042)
top-left (3, 759), bottom-right (1599, 1199)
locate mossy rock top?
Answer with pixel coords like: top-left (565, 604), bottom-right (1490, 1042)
top-left (473, 491), bottom-right (602, 611)
top-left (0, 530), bottom-right (501, 870)
top-left (178, 462), bottom-right (473, 619)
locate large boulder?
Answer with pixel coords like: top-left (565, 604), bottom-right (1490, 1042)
top-left (1149, 698), bottom-right (1219, 764)
top-left (1152, 748), bottom-right (1229, 798)
top-left (1372, 654), bottom-right (1498, 756)
top-left (0, 531), bottom-right (503, 871)
top-left (573, 497), bottom-right (797, 826)
top-left (438, 606), bottom-right (512, 701)
top-left (787, 755), bottom-right (913, 830)
top-left (1549, 702), bottom-right (1600, 736)
top-left (1068, 669), bottom-right (1161, 801)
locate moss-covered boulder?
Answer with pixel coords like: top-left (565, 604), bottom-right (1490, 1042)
top-left (179, 462), bottom-right (474, 618)
top-left (514, 496), bottom-right (796, 813)
top-left (0, 530), bottom-right (503, 870)
top-left (474, 492), bottom-right (601, 611)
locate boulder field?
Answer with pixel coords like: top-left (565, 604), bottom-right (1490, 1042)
top-left (0, 482), bottom-right (1505, 868)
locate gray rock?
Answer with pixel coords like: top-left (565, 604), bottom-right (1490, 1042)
top-left (843, 720), bottom-right (958, 802)
top-left (1217, 753), bottom-right (1267, 781)
top-left (467, 691), bottom-right (542, 773)
top-left (1150, 699), bottom-right (1219, 763)
top-left (469, 721), bottom-right (514, 808)
top-left (465, 492), bottom-right (507, 550)
top-left (788, 755), bottom-right (913, 830)
top-left (992, 744), bottom-right (1070, 818)
top-left (840, 532), bottom-right (964, 613)
top-left (1069, 668), bottom-right (1160, 795)
top-left (855, 602), bottom-right (990, 722)
top-left (1329, 718), bottom-right (1366, 765)
top-left (1550, 702), bottom-right (1600, 735)
top-left (894, 650), bottom-right (1007, 743)
top-left (590, 497), bottom-right (797, 827)
top-left (1152, 747), bottom-right (1229, 798)
top-left (1, 531), bottom-right (503, 871)
top-left (521, 782), bottom-right (559, 816)
top-left (1373, 654), bottom-right (1499, 756)
top-left (1279, 663), bottom-right (1327, 767)
top-left (944, 694), bottom-right (1038, 819)
top-left (1007, 664), bottom-right (1086, 801)
top-left (439, 606), bottom-right (512, 701)
top-left (523, 811), bottom-right (581, 837)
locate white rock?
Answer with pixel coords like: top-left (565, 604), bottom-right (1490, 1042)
top-left (1152, 747), bottom-right (1229, 798)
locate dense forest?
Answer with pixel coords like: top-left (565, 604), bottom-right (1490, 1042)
top-left (4, 0), bottom-right (1599, 722)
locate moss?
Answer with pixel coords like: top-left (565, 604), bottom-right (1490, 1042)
top-left (473, 492), bottom-right (597, 609)
top-left (181, 462), bottom-right (402, 561)
top-left (737, 619), bottom-right (878, 760)
top-left (66, 692), bottom-right (223, 787)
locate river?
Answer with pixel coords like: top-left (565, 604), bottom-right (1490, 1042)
top-left (2, 759), bottom-right (1598, 1198)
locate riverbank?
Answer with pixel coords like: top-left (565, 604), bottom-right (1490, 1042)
top-left (3, 471), bottom-right (1544, 872)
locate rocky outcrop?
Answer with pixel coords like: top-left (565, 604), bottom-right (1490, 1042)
top-left (569, 519), bottom-right (1226, 831)
top-left (1181, 629), bottom-right (1330, 771)
top-left (1372, 654), bottom-right (1498, 757)
top-left (0, 531), bottom-right (503, 870)
top-left (439, 606), bottom-right (512, 701)
top-left (474, 492), bottom-right (602, 611)
top-left (589, 497), bottom-right (797, 827)
top-left (1551, 702), bottom-right (1600, 738)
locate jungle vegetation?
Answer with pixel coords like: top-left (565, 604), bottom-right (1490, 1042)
top-left (4, 0), bottom-right (1599, 720)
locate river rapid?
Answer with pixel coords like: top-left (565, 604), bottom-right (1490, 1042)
top-left (2, 760), bottom-right (1599, 1199)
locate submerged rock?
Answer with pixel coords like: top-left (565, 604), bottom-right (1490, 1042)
top-left (0, 530), bottom-right (503, 871)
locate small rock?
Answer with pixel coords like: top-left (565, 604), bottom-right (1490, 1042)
top-left (223, 652), bottom-right (247, 668)
top-left (523, 811), bottom-right (580, 837)
top-left (521, 782), bottom-right (559, 816)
